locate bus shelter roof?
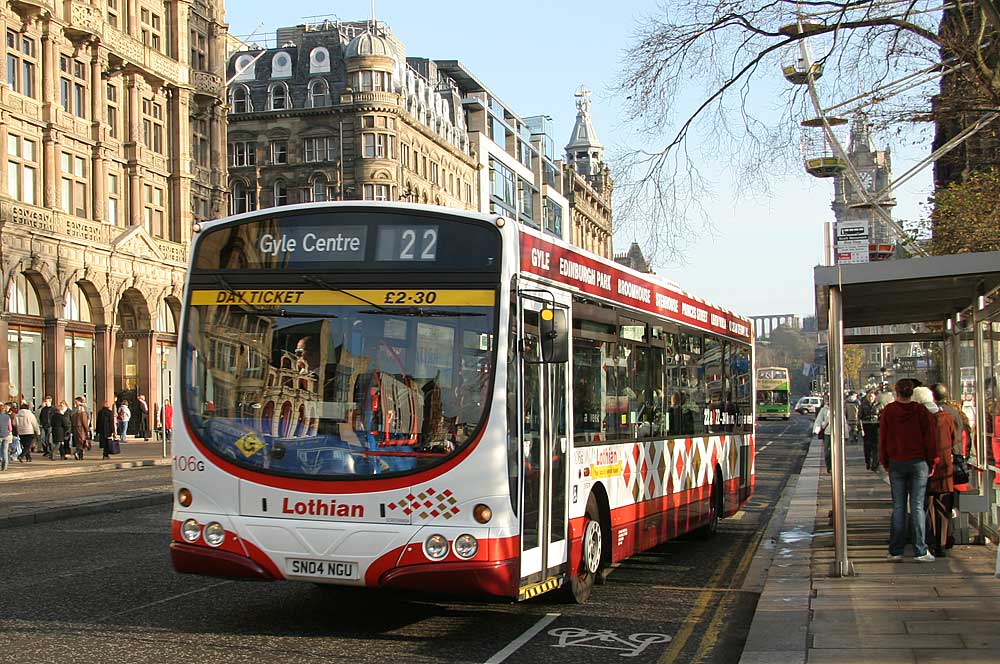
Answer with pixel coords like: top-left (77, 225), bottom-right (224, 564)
top-left (814, 251), bottom-right (1000, 329)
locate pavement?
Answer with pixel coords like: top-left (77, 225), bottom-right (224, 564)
top-left (739, 435), bottom-right (1000, 664)
top-left (0, 437), bottom-right (173, 529)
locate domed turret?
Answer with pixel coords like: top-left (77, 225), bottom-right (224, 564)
top-left (345, 30), bottom-right (392, 60)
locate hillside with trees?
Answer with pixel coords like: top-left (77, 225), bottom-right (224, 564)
top-left (756, 325), bottom-right (822, 398)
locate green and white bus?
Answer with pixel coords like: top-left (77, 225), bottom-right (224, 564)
top-left (756, 367), bottom-right (790, 420)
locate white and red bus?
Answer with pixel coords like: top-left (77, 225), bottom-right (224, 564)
top-left (171, 202), bottom-right (755, 602)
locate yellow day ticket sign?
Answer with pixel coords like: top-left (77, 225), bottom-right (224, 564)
top-left (190, 289), bottom-right (495, 307)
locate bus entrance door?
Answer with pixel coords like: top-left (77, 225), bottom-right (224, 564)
top-left (517, 295), bottom-right (570, 597)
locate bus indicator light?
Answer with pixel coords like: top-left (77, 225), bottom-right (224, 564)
top-left (473, 504), bottom-right (492, 524)
top-left (177, 488), bottom-right (193, 507)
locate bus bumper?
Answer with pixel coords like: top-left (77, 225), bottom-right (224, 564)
top-left (379, 558), bottom-right (519, 598)
top-left (170, 541), bottom-right (276, 581)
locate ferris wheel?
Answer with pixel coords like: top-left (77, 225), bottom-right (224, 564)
top-left (778, 5), bottom-right (1000, 259)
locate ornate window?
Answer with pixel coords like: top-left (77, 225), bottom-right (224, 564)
top-left (7, 273), bottom-right (40, 316)
top-left (309, 47), bottom-right (330, 73)
top-left (140, 7), bottom-right (163, 52)
top-left (310, 175), bottom-right (329, 202)
top-left (307, 78), bottom-right (329, 108)
top-left (64, 283), bottom-right (92, 322)
top-left (6, 30), bottom-right (37, 98)
top-left (60, 151), bottom-right (89, 218)
top-left (303, 136), bottom-right (335, 162)
top-left (362, 184), bottom-right (391, 201)
top-left (107, 172), bottom-right (121, 226)
top-left (7, 134), bottom-right (37, 205)
top-left (228, 141), bottom-right (256, 167)
top-left (192, 117), bottom-right (210, 167)
top-left (141, 97), bottom-right (164, 153)
top-left (267, 82), bottom-right (290, 110)
top-left (229, 85), bottom-right (252, 113)
top-left (271, 51), bottom-right (292, 78)
top-left (272, 180), bottom-right (288, 206)
top-left (59, 55), bottom-right (88, 118)
top-left (143, 182), bottom-right (167, 238)
top-left (231, 180), bottom-right (256, 215)
top-left (106, 82), bottom-right (120, 138)
top-left (190, 29), bottom-right (208, 71)
top-left (269, 140), bottom-right (288, 165)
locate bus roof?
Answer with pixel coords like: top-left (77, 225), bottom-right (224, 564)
top-left (192, 203), bottom-right (752, 341)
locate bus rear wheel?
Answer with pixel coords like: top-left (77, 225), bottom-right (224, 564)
top-left (569, 494), bottom-right (604, 604)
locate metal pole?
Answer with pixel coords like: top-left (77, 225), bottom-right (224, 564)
top-left (828, 283), bottom-right (853, 576)
top-left (972, 303), bottom-right (990, 522)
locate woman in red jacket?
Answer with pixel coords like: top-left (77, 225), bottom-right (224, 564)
top-left (913, 386), bottom-right (956, 557)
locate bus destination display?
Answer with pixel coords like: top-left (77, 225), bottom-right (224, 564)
top-left (193, 212), bottom-right (499, 271)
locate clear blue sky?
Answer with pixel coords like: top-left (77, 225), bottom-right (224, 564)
top-left (227, 0), bottom-right (933, 319)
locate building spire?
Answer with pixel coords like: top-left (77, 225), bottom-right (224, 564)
top-left (565, 85), bottom-right (604, 176)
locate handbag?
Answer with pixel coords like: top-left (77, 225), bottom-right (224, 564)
top-left (816, 427), bottom-right (825, 440)
top-left (953, 453), bottom-right (970, 485)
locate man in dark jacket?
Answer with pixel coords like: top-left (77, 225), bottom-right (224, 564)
top-left (880, 379), bottom-right (938, 562)
top-left (96, 402), bottom-right (116, 459)
top-left (38, 396), bottom-right (54, 457)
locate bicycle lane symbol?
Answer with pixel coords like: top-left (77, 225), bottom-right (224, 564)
top-left (549, 627), bottom-right (672, 658)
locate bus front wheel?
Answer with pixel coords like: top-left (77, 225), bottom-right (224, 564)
top-left (569, 494), bottom-right (604, 603)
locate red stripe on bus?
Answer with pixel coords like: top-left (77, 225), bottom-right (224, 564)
top-left (519, 233), bottom-right (752, 341)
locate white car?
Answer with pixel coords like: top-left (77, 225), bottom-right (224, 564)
top-left (794, 396), bottom-right (823, 415)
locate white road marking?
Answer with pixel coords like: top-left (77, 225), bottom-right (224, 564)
top-left (484, 612), bottom-right (561, 663)
top-left (95, 580), bottom-right (234, 622)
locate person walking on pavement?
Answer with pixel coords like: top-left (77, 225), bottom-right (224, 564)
top-left (136, 394), bottom-right (149, 440)
top-left (812, 397), bottom-right (848, 474)
top-left (96, 401), bottom-right (115, 459)
top-left (14, 402), bottom-right (40, 462)
top-left (913, 386), bottom-right (956, 558)
top-left (859, 390), bottom-right (882, 471)
top-left (880, 379), bottom-right (938, 562)
top-left (0, 403), bottom-right (12, 472)
top-left (51, 400), bottom-right (72, 460)
top-left (116, 398), bottom-right (131, 443)
top-left (38, 396), bottom-right (53, 458)
top-left (845, 395), bottom-right (861, 445)
top-left (71, 401), bottom-right (91, 460)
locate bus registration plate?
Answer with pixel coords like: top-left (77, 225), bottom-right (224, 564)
top-left (286, 558), bottom-right (358, 580)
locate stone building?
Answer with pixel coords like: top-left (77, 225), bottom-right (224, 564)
top-left (831, 113), bottom-right (895, 261)
top-left (225, 20), bottom-right (479, 213)
top-left (225, 20), bottom-right (615, 256)
top-left (0, 0), bottom-right (228, 424)
top-left (563, 86), bottom-right (612, 258)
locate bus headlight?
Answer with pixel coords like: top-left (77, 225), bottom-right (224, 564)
top-left (181, 519), bottom-right (201, 543)
top-left (204, 522), bottom-right (226, 547)
top-left (453, 534), bottom-right (478, 559)
top-left (424, 534), bottom-right (449, 560)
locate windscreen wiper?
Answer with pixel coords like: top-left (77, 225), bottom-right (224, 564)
top-left (214, 275), bottom-right (337, 318)
top-left (302, 274), bottom-right (389, 312)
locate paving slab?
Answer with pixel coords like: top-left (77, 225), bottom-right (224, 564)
top-left (806, 648), bottom-right (916, 664)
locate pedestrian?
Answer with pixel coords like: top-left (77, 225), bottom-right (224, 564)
top-left (136, 394), bottom-right (150, 440)
top-left (116, 398), bottom-right (131, 443)
top-left (14, 402), bottom-right (40, 462)
top-left (880, 379), bottom-right (938, 562)
top-left (859, 390), bottom-right (881, 471)
top-left (51, 400), bottom-right (72, 460)
top-left (0, 403), bottom-right (12, 472)
top-left (812, 397), bottom-right (848, 473)
top-left (845, 396), bottom-right (861, 444)
top-left (913, 386), bottom-right (956, 558)
top-left (96, 401), bottom-right (115, 459)
top-left (71, 401), bottom-right (91, 460)
top-left (163, 399), bottom-right (173, 441)
top-left (38, 396), bottom-right (53, 458)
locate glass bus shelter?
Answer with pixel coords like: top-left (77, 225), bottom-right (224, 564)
top-left (814, 250), bottom-right (1000, 576)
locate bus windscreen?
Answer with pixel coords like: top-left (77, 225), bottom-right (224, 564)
top-left (183, 289), bottom-right (498, 479)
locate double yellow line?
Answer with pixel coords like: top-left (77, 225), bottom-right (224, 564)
top-left (656, 526), bottom-right (765, 663)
